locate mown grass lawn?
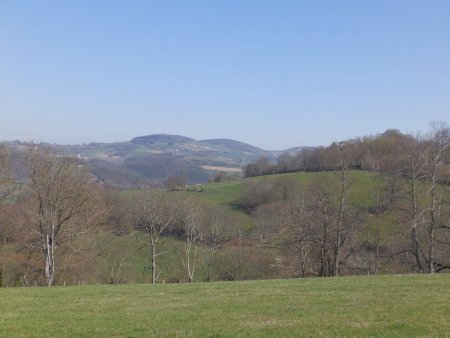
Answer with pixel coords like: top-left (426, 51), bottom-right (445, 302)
top-left (1, 274), bottom-right (449, 337)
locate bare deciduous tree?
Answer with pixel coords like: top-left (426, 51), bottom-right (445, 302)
top-left (396, 134), bottom-right (428, 272)
top-left (424, 122), bottom-right (450, 273)
top-left (25, 145), bottom-right (104, 286)
top-left (181, 199), bottom-right (204, 283)
top-left (282, 176), bottom-right (361, 278)
top-left (201, 207), bottom-right (232, 282)
top-left (239, 179), bottom-right (274, 210)
top-left (332, 142), bottom-right (352, 276)
top-left (282, 194), bottom-right (316, 277)
top-left (129, 188), bottom-right (179, 284)
top-left (253, 202), bottom-right (282, 243)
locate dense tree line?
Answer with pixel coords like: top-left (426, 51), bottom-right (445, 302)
top-left (244, 123), bottom-right (450, 184)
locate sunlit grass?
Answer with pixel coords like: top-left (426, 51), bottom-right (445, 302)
top-left (1, 274), bottom-right (449, 337)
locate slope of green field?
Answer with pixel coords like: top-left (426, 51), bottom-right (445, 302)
top-left (189, 170), bottom-right (376, 207)
top-left (1, 275), bottom-right (449, 337)
top-left (184, 170), bottom-right (378, 237)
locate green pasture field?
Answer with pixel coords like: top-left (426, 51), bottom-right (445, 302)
top-left (188, 171), bottom-right (376, 207)
top-left (1, 274), bottom-right (449, 337)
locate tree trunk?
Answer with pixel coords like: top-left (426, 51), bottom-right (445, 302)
top-left (151, 240), bottom-right (156, 284)
top-left (205, 259), bottom-right (211, 282)
top-left (185, 237), bottom-right (196, 283)
top-left (411, 225), bottom-right (423, 272)
top-left (373, 176), bottom-right (381, 275)
top-left (44, 234), bottom-right (55, 286)
top-left (186, 246), bottom-right (193, 283)
top-left (334, 178), bottom-right (346, 276)
top-left (374, 215), bottom-right (380, 275)
top-left (320, 220), bottom-right (329, 277)
top-left (428, 167), bottom-right (437, 273)
top-left (410, 178), bottom-right (424, 272)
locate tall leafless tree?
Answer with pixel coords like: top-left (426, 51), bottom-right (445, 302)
top-left (332, 142), bottom-right (352, 276)
top-left (129, 188), bottom-right (179, 284)
top-left (282, 193), bottom-right (316, 277)
top-left (201, 207), bottom-right (231, 282)
top-left (397, 134), bottom-right (428, 272)
top-left (25, 145), bottom-right (104, 286)
top-left (181, 199), bottom-right (204, 283)
top-left (423, 122), bottom-right (450, 273)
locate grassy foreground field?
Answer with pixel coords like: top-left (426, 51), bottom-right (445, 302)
top-left (1, 275), bottom-right (449, 337)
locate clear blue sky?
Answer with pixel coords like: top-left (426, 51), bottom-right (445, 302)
top-left (1, 0), bottom-right (449, 150)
